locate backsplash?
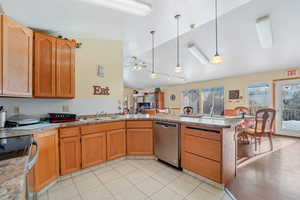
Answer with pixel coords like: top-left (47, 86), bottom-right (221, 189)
top-left (0, 98), bottom-right (120, 117)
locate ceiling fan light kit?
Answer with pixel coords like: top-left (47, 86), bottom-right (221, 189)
top-left (81, 0), bottom-right (152, 16)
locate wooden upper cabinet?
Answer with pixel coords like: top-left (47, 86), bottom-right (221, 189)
top-left (2, 15), bottom-right (33, 97)
top-left (56, 39), bottom-right (75, 98)
top-left (81, 132), bottom-right (107, 168)
top-left (156, 92), bottom-right (164, 109)
top-left (34, 32), bottom-right (56, 97)
top-left (60, 136), bottom-right (81, 175)
top-left (29, 129), bottom-right (59, 192)
top-left (107, 129), bottom-right (126, 161)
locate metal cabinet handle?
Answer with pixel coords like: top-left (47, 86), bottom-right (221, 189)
top-left (28, 140), bottom-right (39, 170)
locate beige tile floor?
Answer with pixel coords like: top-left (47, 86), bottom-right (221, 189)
top-left (38, 159), bottom-right (232, 200)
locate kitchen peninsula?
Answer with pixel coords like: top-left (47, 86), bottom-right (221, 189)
top-left (0, 114), bottom-right (241, 200)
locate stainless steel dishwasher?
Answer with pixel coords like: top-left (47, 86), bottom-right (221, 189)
top-left (154, 121), bottom-right (180, 168)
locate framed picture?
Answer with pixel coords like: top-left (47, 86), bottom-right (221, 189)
top-left (229, 90), bottom-right (240, 100)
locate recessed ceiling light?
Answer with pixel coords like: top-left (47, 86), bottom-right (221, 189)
top-left (256, 15), bottom-right (273, 48)
top-left (80, 0), bottom-right (152, 16)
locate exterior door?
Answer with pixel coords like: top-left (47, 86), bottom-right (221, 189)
top-left (81, 132), bottom-right (107, 168)
top-left (275, 79), bottom-right (300, 137)
top-left (107, 129), bottom-right (126, 160)
top-left (2, 16), bottom-right (33, 96)
top-left (34, 32), bottom-right (56, 97)
top-left (56, 39), bottom-right (75, 98)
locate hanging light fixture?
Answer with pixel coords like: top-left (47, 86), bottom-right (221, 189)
top-left (174, 14), bottom-right (184, 73)
top-left (210, 0), bottom-right (223, 64)
top-left (149, 30), bottom-right (158, 79)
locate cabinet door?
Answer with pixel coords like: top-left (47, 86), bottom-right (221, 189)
top-left (60, 137), bottom-right (81, 175)
top-left (127, 129), bottom-right (153, 155)
top-left (107, 129), bottom-right (126, 161)
top-left (156, 92), bottom-right (164, 109)
top-left (2, 15), bottom-right (33, 97)
top-left (56, 39), bottom-right (75, 98)
top-left (30, 129), bottom-right (59, 192)
top-left (34, 32), bottom-right (56, 97)
top-left (81, 132), bottom-right (106, 168)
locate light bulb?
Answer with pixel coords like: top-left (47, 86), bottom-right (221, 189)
top-left (210, 53), bottom-right (223, 64)
top-left (174, 65), bottom-right (184, 73)
top-left (149, 72), bottom-right (158, 79)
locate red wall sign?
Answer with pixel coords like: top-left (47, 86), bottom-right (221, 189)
top-left (93, 86), bottom-right (110, 95)
top-left (287, 69), bottom-right (297, 77)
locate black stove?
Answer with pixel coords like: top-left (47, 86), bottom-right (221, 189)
top-left (0, 135), bottom-right (32, 161)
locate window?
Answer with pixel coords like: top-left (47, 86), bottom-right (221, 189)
top-left (202, 87), bottom-right (224, 115)
top-left (248, 83), bottom-right (270, 114)
top-left (181, 89), bottom-right (200, 114)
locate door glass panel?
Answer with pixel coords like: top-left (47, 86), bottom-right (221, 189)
top-left (280, 83), bottom-right (300, 131)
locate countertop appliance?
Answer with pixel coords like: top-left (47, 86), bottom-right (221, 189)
top-left (6, 114), bottom-right (40, 127)
top-left (48, 113), bottom-right (77, 123)
top-left (154, 121), bottom-right (180, 168)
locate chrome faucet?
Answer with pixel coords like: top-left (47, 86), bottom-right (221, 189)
top-left (209, 105), bottom-right (214, 117)
top-left (209, 95), bottom-right (215, 118)
top-left (96, 111), bottom-right (105, 119)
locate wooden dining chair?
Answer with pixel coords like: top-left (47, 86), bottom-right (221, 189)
top-left (244, 108), bottom-right (276, 151)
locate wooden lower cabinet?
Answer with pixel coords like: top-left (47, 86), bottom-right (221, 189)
top-left (81, 132), bottom-right (107, 168)
top-left (127, 129), bottom-right (153, 155)
top-left (60, 137), bottom-right (81, 175)
top-left (182, 152), bottom-right (221, 183)
top-left (29, 129), bottom-right (59, 192)
top-left (107, 129), bottom-right (126, 160)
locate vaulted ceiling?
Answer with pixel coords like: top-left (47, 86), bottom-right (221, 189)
top-left (0, 0), bottom-right (298, 89)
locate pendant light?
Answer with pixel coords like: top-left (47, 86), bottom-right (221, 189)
top-left (149, 30), bottom-right (158, 79)
top-left (210, 0), bottom-right (223, 64)
top-left (174, 14), bottom-right (184, 73)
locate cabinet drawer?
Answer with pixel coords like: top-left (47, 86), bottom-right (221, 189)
top-left (183, 152), bottom-right (221, 183)
top-left (59, 127), bottom-right (80, 138)
top-left (127, 121), bottom-right (153, 129)
top-left (183, 135), bottom-right (221, 161)
top-left (182, 125), bottom-right (221, 141)
top-left (81, 121), bottom-right (125, 135)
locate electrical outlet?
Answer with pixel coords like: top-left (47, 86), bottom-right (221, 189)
top-left (14, 106), bottom-right (20, 114)
top-left (62, 105), bottom-right (70, 112)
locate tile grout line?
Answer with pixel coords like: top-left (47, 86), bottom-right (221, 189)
top-left (91, 166), bottom-right (119, 200)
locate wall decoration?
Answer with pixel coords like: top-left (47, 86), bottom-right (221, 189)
top-left (93, 86), bottom-right (110, 95)
top-left (229, 90), bottom-right (240, 100)
top-left (97, 65), bottom-right (105, 77)
top-left (287, 69), bottom-right (297, 77)
top-left (170, 94), bottom-right (176, 101)
top-left (181, 89), bottom-right (200, 113)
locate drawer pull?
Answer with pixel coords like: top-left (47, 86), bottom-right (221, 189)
top-left (186, 126), bottom-right (220, 134)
